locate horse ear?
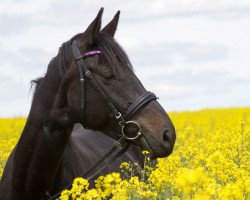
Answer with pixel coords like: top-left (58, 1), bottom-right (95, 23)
top-left (82, 7), bottom-right (104, 45)
top-left (100, 10), bottom-right (120, 37)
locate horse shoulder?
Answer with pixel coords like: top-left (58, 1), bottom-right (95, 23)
top-left (54, 125), bottom-right (142, 189)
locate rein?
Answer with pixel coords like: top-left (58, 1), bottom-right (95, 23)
top-left (48, 136), bottom-right (128, 200)
top-left (47, 40), bottom-right (158, 199)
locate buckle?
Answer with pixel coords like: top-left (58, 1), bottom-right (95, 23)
top-left (115, 112), bottom-right (122, 119)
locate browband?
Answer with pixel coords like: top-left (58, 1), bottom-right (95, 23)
top-left (85, 50), bottom-right (101, 57)
top-left (75, 50), bottom-right (102, 61)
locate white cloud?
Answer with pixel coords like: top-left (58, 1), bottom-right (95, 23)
top-left (0, 0), bottom-right (250, 116)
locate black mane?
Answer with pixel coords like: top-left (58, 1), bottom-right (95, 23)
top-left (96, 33), bottom-right (133, 71)
top-left (30, 77), bottom-right (44, 102)
top-left (30, 33), bottom-right (133, 98)
top-left (69, 33), bottom-right (133, 71)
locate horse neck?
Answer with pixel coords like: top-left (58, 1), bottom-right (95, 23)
top-left (11, 57), bottom-right (74, 199)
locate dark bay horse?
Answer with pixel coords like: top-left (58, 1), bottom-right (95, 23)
top-left (0, 8), bottom-right (176, 200)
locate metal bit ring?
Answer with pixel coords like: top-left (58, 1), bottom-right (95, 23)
top-left (121, 121), bottom-right (142, 140)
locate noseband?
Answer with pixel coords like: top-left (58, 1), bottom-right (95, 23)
top-left (71, 40), bottom-right (157, 140)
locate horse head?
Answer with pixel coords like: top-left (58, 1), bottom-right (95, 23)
top-left (59, 8), bottom-right (176, 158)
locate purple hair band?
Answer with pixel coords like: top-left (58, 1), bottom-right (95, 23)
top-left (84, 50), bottom-right (102, 58)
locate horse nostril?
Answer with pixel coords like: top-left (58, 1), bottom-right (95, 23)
top-left (163, 130), bottom-right (170, 142)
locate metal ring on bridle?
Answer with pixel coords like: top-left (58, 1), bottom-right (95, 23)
top-left (121, 121), bottom-right (142, 140)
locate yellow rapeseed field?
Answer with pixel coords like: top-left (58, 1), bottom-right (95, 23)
top-left (0, 108), bottom-right (249, 199)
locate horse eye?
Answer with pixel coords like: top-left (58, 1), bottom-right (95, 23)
top-left (102, 72), bottom-right (115, 80)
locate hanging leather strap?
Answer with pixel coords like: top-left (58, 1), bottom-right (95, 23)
top-left (48, 136), bottom-right (128, 200)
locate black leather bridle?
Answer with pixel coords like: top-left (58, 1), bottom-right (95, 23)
top-left (71, 40), bottom-right (157, 140)
top-left (48, 40), bottom-right (158, 199)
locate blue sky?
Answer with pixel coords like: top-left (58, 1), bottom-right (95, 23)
top-left (0, 0), bottom-right (250, 116)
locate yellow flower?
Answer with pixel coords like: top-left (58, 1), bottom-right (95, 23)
top-left (1, 108), bottom-right (250, 200)
top-left (119, 162), bottom-right (131, 170)
top-left (142, 150), bottom-right (150, 155)
top-left (60, 189), bottom-right (71, 200)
